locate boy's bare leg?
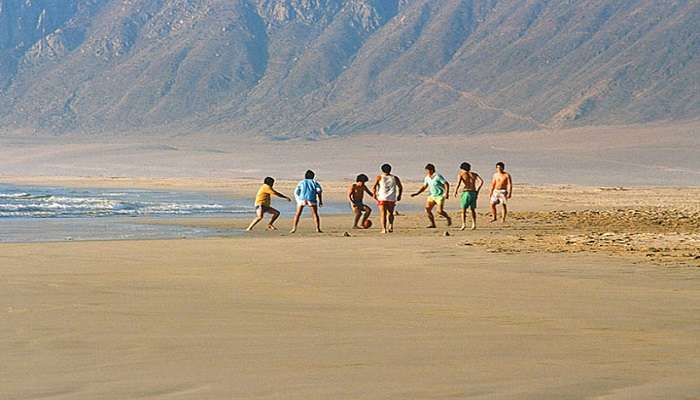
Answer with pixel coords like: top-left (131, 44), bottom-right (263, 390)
top-left (490, 203), bottom-right (498, 222)
top-left (361, 206), bottom-right (372, 226)
top-left (352, 206), bottom-right (362, 228)
top-left (246, 209), bottom-right (264, 231)
top-left (460, 209), bottom-right (467, 230)
top-left (310, 205), bottom-right (322, 233)
top-left (267, 208), bottom-right (280, 230)
top-left (437, 202), bottom-right (452, 226)
top-left (425, 202), bottom-right (437, 228)
top-left (470, 209), bottom-right (477, 230)
top-left (290, 206), bottom-right (303, 233)
top-left (387, 204), bottom-right (395, 232)
top-left (379, 205), bottom-right (388, 233)
top-left (501, 204), bottom-right (507, 223)
top-left (246, 216), bottom-right (263, 231)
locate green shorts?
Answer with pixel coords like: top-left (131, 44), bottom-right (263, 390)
top-left (460, 191), bottom-right (478, 210)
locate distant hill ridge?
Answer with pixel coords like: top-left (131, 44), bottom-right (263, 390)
top-left (0, 0), bottom-right (698, 137)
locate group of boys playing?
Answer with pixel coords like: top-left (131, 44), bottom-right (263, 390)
top-left (246, 162), bottom-right (513, 234)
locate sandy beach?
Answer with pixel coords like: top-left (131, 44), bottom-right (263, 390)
top-left (1, 178), bottom-right (699, 399)
top-left (1, 1), bottom-right (698, 396)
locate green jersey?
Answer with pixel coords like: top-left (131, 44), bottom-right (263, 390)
top-left (424, 173), bottom-right (447, 198)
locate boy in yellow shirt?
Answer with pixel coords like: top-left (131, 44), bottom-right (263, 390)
top-left (246, 177), bottom-right (291, 231)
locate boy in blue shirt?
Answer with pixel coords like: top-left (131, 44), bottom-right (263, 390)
top-left (290, 170), bottom-right (323, 233)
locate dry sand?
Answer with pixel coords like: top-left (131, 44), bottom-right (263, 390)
top-left (2, 178), bottom-right (700, 399)
top-left (1, 121), bottom-right (699, 185)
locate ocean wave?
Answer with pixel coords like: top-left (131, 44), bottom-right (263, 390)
top-left (0, 192), bottom-right (32, 198)
top-left (0, 188), bottom-right (250, 218)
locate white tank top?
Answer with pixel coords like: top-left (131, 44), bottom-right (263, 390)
top-left (377, 174), bottom-right (398, 201)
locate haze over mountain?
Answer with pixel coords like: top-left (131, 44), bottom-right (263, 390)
top-left (0, 0), bottom-right (698, 138)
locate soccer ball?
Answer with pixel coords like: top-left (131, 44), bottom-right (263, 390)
top-left (362, 219), bottom-right (373, 229)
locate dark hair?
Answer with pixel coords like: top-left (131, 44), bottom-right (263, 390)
top-left (425, 163), bottom-right (436, 173)
top-left (496, 162), bottom-right (505, 169)
top-left (356, 174), bottom-right (369, 183)
top-left (381, 163), bottom-right (392, 173)
top-left (305, 170), bottom-right (315, 179)
top-left (460, 162), bottom-right (471, 171)
top-left (263, 176), bottom-right (275, 186)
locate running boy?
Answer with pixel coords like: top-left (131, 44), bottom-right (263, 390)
top-left (290, 170), bottom-right (323, 233)
top-left (372, 163), bottom-right (403, 234)
top-left (454, 162), bottom-right (484, 230)
top-left (411, 163), bottom-right (452, 228)
top-left (246, 177), bottom-right (291, 231)
top-left (347, 174), bottom-right (373, 229)
top-left (489, 162), bottom-right (513, 223)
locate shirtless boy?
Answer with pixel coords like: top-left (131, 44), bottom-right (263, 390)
top-left (454, 162), bottom-right (484, 230)
top-left (246, 177), bottom-right (292, 231)
top-left (489, 162), bottom-right (513, 223)
top-left (372, 164), bottom-right (403, 234)
top-left (347, 174), bottom-right (373, 229)
top-left (411, 163), bottom-right (452, 228)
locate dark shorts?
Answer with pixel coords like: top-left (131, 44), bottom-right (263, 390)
top-left (351, 200), bottom-right (366, 209)
top-left (255, 204), bottom-right (272, 213)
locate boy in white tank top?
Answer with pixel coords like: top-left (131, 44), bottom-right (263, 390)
top-left (371, 163), bottom-right (403, 234)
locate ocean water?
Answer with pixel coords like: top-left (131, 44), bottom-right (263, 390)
top-left (0, 184), bottom-right (345, 243)
top-left (0, 185), bottom-right (247, 218)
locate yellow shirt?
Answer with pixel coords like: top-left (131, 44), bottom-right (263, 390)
top-left (255, 184), bottom-right (275, 207)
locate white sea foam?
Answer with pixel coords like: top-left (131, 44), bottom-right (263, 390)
top-left (0, 187), bottom-right (249, 218)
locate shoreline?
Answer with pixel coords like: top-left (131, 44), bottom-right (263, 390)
top-left (2, 210), bottom-right (698, 267)
top-left (4, 174), bottom-right (699, 190)
top-left (1, 176), bottom-right (698, 266)
top-left (3, 174), bottom-right (699, 210)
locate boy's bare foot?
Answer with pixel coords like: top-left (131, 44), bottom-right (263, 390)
top-left (388, 225), bottom-right (394, 233)
top-left (427, 224), bottom-right (437, 229)
top-left (381, 229), bottom-right (387, 234)
top-left (490, 218), bottom-right (498, 223)
top-left (459, 225), bottom-right (466, 231)
top-left (289, 228), bottom-right (296, 234)
top-left (352, 225), bottom-right (360, 229)
top-left (471, 224), bottom-right (476, 230)
top-left (316, 230), bottom-right (323, 233)
top-left (267, 225), bottom-right (278, 231)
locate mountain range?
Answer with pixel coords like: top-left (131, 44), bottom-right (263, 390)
top-left (0, 0), bottom-right (698, 137)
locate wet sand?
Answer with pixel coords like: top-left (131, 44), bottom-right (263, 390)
top-left (2, 180), bottom-right (700, 399)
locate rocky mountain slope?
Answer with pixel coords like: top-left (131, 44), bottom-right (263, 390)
top-left (0, 0), bottom-right (698, 137)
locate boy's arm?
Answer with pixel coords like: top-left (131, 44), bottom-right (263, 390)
top-left (411, 183), bottom-right (428, 197)
top-left (443, 179), bottom-right (450, 199)
top-left (454, 175), bottom-right (462, 196)
top-left (476, 174), bottom-right (484, 192)
top-left (506, 173), bottom-right (513, 199)
top-left (273, 189), bottom-right (291, 201)
top-left (347, 185), bottom-right (355, 203)
top-left (396, 176), bottom-right (403, 201)
top-left (489, 176), bottom-right (496, 197)
top-left (318, 192), bottom-right (324, 206)
top-left (371, 176), bottom-right (381, 198)
top-left (364, 186), bottom-right (373, 197)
